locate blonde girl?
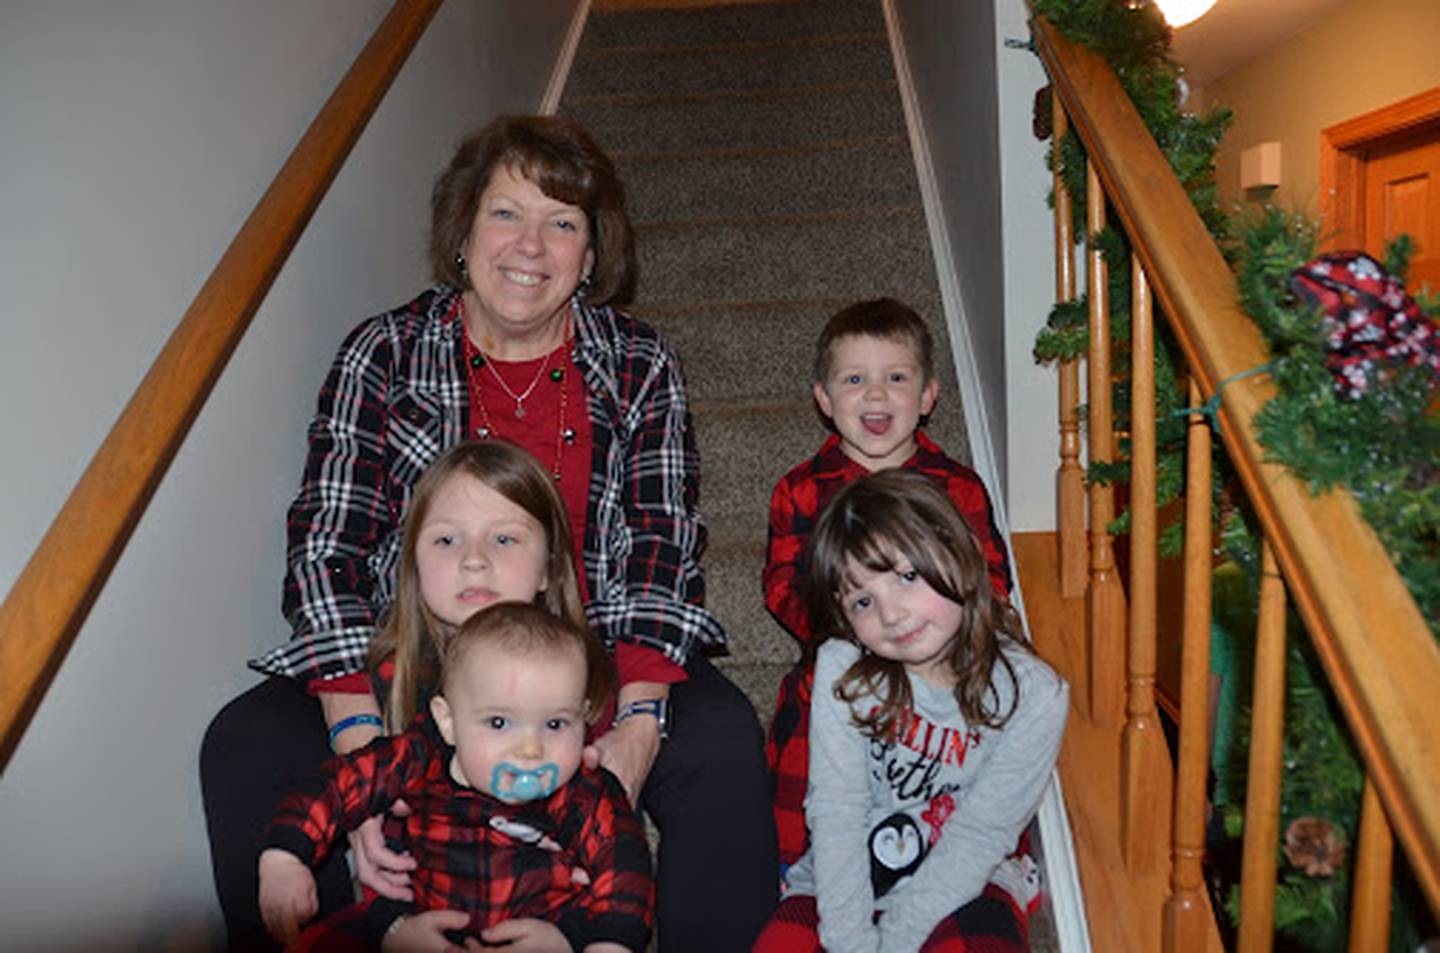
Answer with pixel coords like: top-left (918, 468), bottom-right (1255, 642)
top-left (368, 438), bottom-right (596, 734)
top-left (754, 469), bottom-right (1068, 953)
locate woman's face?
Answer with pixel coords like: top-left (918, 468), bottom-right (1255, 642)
top-left (461, 164), bottom-right (594, 353)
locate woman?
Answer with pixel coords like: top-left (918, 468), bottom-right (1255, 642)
top-left (201, 115), bottom-right (777, 952)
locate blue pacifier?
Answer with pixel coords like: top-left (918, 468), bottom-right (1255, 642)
top-left (491, 762), bottom-right (560, 802)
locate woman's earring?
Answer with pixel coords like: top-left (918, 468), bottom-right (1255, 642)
top-left (454, 253), bottom-right (467, 276)
top-left (576, 271), bottom-right (593, 296)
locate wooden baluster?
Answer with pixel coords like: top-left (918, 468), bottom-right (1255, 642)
top-left (1053, 93), bottom-right (1087, 600)
top-left (1121, 256), bottom-right (1164, 872)
top-left (1085, 161), bottom-right (1125, 727)
top-left (1348, 779), bottom-right (1394, 952)
top-left (1164, 378), bottom-right (1211, 952)
top-left (1237, 541), bottom-right (1287, 953)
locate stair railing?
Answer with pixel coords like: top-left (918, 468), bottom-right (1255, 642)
top-left (1033, 14), bottom-right (1440, 952)
top-left (0, 0), bottom-right (444, 771)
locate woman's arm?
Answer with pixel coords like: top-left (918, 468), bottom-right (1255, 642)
top-left (877, 657), bottom-right (1069, 951)
top-left (807, 643), bottom-right (881, 953)
top-left (254, 310), bottom-right (415, 683)
top-left (581, 312), bottom-right (726, 664)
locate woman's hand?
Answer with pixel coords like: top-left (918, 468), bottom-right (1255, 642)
top-left (584, 715), bottom-right (660, 807)
top-left (380, 910), bottom-right (480, 953)
top-left (349, 802), bottom-right (418, 900)
top-left (257, 848), bottom-right (318, 944)
top-left (480, 917), bottom-right (571, 952)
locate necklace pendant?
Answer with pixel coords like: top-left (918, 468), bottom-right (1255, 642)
top-left (514, 404), bottom-right (526, 419)
top-left (475, 426), bottom-right (490, 439)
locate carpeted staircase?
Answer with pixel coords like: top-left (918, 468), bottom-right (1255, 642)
top-left (561, 0), bottom-right (969, 724)
top-left (561, 3), bottom-right (1064, 949)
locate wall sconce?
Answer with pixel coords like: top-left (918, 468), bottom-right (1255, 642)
top-left (1240, 141), bottom-right (1282, 191)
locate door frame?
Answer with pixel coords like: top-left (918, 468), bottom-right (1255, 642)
top-left (1320, 86), bottom-right (1440, 251)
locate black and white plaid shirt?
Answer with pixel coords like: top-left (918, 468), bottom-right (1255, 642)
top-left (252, 285), bottom-right (726, 683)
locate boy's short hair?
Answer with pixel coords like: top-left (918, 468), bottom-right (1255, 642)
top-left (442, 602), bottom-right (615, 725)
top-left (813, 298), bottom-right (935, 384)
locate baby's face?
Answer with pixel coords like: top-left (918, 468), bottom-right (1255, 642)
top-left (431, 641), bottom-right (587, 803)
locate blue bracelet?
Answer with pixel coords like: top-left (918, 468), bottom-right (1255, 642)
top-left (328, 713), bottom-right (383, 746)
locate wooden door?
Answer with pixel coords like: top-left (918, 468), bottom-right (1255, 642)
top-left (1363, 124), bottom-right (1440, 290)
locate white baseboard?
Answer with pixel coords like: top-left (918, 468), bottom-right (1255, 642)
top-left (882, 3), bottom-right (1092, 951)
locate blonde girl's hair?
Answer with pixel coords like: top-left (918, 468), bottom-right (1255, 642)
top-left (441, 602), bottom-right (615, 726)
top-left (368, 439), bottom-right (587, 732)
top-left (803, 469), bottom-right (1028, 738)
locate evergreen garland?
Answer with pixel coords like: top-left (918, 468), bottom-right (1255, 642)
top-left (1026, 2), bottom-right (1440, 948)
top-left (1030, 0), bottom-right (1232, 557)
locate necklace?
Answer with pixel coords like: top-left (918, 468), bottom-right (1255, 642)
top-left (483, 346), bottom-right (552, 419)
top-left (460, 330), bottom-right (573, 481)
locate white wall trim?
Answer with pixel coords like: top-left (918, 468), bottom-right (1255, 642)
top-left (541, 0), bottom-right (591, 114)
top-left (883, 3), bottom-right (1091, 950)
top-left (881, 0), bottom-right (1004, 532)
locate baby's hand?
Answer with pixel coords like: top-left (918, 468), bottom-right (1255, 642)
top-left (257, 848), bottom-right (318, 944)
top-left (481, 917), bottom-right (571, 952)
top-left (380, 910), bottom-right (475, 952)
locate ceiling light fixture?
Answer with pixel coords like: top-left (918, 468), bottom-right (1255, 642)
top-left (1153, 0), bottom-right (1218, 28)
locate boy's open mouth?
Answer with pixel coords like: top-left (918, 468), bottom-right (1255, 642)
top-left (861, 414), bottom-right (892, 436)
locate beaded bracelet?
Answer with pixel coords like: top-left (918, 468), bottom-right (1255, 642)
top-left (327, 713), bottom-right (383, 746)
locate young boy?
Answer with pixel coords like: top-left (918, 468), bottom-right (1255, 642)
top-left (258, 603), bottom-right (654, 952)
top-left (764, 298), bottom-right (1012, 869)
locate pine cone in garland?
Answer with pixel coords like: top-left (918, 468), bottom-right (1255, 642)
top-left (1283, 816), bottom-right (1347, 877)
top-left (1289, 251), bottom-right (1440, 401)
top-left (1033, 84), bottom-right (1053, 141)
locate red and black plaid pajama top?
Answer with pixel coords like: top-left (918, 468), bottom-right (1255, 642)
top-left (762, 431), bottom-right (1012, 867)
top-left (265, 715), bottom-right (654, 951)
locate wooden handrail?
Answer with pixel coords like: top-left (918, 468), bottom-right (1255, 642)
top-left (0, 0), bottom-right (443, 771)
top-left (1032, 14), bottom-right (1440, 914)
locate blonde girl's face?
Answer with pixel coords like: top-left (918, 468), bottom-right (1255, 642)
top-left (840, 549), bottom-right (965, 689)
top-left (415, 472), bottom-right (550, 628)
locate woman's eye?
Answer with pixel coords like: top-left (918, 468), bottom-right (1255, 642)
top-left (491, 206), bottom-right (516, 220)
top-left (487, 716), bottom-right (508, 730)
top-left (553, 218), bottom-right (579, 232)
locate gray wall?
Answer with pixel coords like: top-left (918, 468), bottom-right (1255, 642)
top-left (890, 0), bottom-right (1058, 532)
top-left (0, 0), bottom-right (578, 947)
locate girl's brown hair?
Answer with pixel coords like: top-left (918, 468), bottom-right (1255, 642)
top-left (369, 440), bottom-right (589, 731)
top-left (804, 469), bottom-right (1028, 738)
top-left (441, 602), bottom-right (614, 726)
top-left (430, 114), bottom-right (635, 306)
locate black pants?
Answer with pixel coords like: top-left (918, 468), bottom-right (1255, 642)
top-left (200, 655), bottom-right (778, 952)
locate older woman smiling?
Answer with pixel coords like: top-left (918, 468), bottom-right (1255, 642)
top-left (202, 115), bottom-right (777, 953)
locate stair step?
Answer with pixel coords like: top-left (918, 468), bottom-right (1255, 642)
top-left (618, 136), bottom-right (920, 223)
top-left (638, 289), bottom-right (944, 405)
top-left (699, 537), bottom-right (797, 665)
top-left (569, 32), bottom-right (893, 99)
top-left (633, 204), bottom-right (936, 305)
top-left (583, 0), bottom-right (885, 52)
top-left (563, 79), bottom-right (905, 156)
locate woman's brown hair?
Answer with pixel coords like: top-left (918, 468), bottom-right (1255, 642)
top-left (804, 469), bottom-right (1028, 738)
top-left (369, 439), bottom-right (590, 731)
top-left (429, 114), bottom-right (636, 306)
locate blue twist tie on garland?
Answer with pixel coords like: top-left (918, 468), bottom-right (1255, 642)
top-left (1176, 363), bottom-right (1274, 435)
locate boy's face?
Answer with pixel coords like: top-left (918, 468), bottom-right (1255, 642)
top-left (431, 639), bottom-right (587, 803)
top-left (815, 333), bottom-right (939, 471)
